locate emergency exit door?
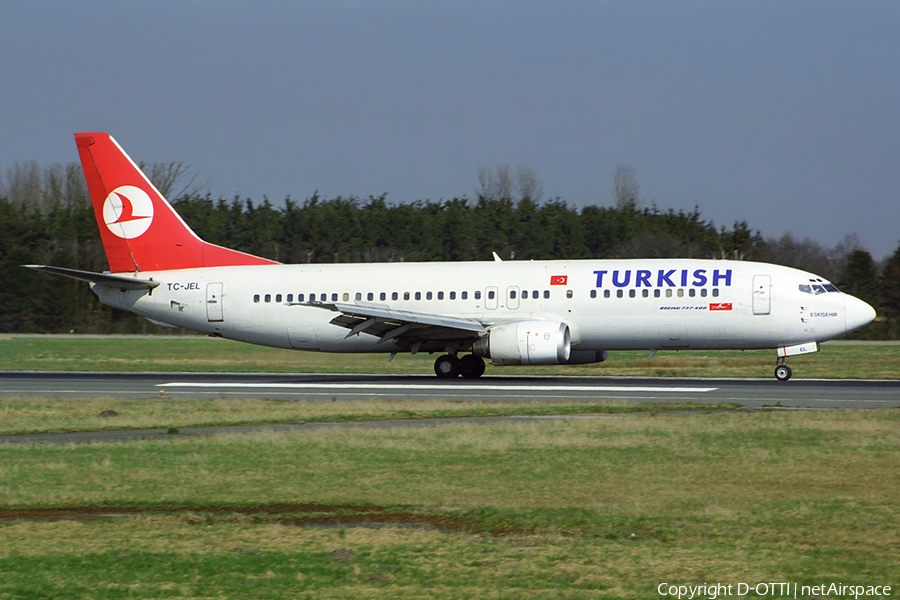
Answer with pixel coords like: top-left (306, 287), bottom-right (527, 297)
top-left (752, 275), bottom-right (771, 315)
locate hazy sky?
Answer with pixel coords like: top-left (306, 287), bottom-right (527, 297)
top-left (2, 1), bottom-right (898, 259)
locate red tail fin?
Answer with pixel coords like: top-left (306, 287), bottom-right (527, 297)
top-left (75, 133), bottom-right (278, 273)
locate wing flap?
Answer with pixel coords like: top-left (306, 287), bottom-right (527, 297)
top-left (312, 301), bottom-right (486, 344)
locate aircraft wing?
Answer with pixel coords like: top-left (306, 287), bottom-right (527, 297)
top-left (22, 265), bottom-right (160, 290)
top-left (310, 301), bottom-right (487, 349)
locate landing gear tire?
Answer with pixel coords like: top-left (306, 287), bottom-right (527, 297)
top-left (434, 354), bottom-right (461, 378)
top-left (459, 355), bottom-right (486, 379)
top-left (774, 365), bottom-right (792, 382)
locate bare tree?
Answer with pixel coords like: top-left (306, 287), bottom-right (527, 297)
top-left (613, 164), bottom-right (640, 210)
top-left (5, 160), bottom-right (42, 210)
top-left (516, 166), bottom-right (543, 202)
top-left (477, 164), bottom-right (514, 200)
top-left (477, 164), bottom-right (542, 202)
top-left (140, 161), bottom-right (202, 199)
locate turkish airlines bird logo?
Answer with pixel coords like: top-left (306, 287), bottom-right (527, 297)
top-left (102, 186), bottom-right (154, 239)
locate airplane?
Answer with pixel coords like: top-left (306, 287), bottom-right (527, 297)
top-left (24, 133), bottom-right (876, 382)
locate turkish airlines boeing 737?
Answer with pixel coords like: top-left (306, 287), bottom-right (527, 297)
top-left (26, 133), bottom-right (876, 381)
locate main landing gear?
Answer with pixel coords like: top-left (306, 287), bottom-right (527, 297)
top-left (434, 354), bottom-right (486, 379)
top-left (774, 357), bottom-right (793, 382)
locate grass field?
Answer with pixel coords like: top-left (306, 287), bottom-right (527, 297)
top-left (0, 396), bottom-right (741, 435)
top-left (1, 335), bottom-right (897, 597)
top-left (1, 409), bottom-right (898, 598)
top-left (2, 334), bottom-right (900, 378)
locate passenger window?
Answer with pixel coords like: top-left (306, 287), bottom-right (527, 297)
top-left (654, 289), bottom-right (660, 298)
top-left (604, 290), bottom-right (611, 298)
top-left (426, 291), bottom-right (433, 300)
top-left (332, 293), bottom-right (339, 301)
top-left (689, 289), bottom-right (696, 297)
top-left (321, 293), bottom-right (327, 302)
top-left (461, 291), bottom-right (468, 300)
top-left (509, 290), bottom-right (516, 299)
top-left (415, 292), bottom-right (421, 300)
top-left (712, 289), bottom-right (719, 297)
top-left (533, 291), bottom-right (539, 299)
top-left (543, 290), bottom-right (549, 299)
top-left (298, 294), bottom-right (305, 302)
top-left (342, 293), bottom-right (349, 301)
top-left (392, 292), bottom-right (399, 301)
top-left (677, 289), bottom-right (684, 298)
top-left (567, 290), bottom-right (573, 299)
top-left (487, 290), bottom-right (494, 300)
top-left (380, 292), bottom-right (386, 301)
top-left (521, 290), bottom-right (528, 299)
top-left (287, 294), bottom-right (293, 303)
top-left (404, 292), bottom-right (410, 300)
top-left (253, 294), bottom-right (260, 303)
top-left (475, 291), bottom-right (481, 300)
top-left (367, 292), bottom-right (374, 301)
top-left (275, 294), bottom-right (282, 303)
top-left (616, 290), bottom-right (623, 298)
top-left (438, 291), bottom-right (445, 300)
top-left (450, 291), bottom-right (457, 300)
top-left (265, 294), bottom-right (271, 303)
top-left (642, 289), bottom-right (649, 298)
top-left (666, 289), bottom-right (673, 298)
top-left (590, 290), bottom-right (597, 298)
top-left (628, 289), bottom-right (635, 298)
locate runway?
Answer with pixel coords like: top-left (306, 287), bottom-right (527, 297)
top-left (1, 371), bottom-right (899, 409)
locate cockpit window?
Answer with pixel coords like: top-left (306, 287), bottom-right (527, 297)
top-left (800, 282), bottom-right (840, 294)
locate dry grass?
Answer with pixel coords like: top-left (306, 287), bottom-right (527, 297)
top-left (0, 397), bottom-right (737, 435)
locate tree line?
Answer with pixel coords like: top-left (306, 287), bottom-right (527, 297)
top-left (1, 160), bottom-right (897, 338)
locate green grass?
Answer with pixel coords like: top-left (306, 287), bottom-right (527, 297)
top-left (3, 334), bottom-right (900, 378)
top-left (0, 396), bottom-right (741, 435)
top-left (1, 410), bottom-right (898, 598)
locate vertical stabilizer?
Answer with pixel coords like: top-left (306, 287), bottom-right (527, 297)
top-left (75, 133), bottom-right (278, 273)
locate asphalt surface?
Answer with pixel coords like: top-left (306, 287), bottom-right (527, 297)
top-left (1, 371), bottom-right (898, 409)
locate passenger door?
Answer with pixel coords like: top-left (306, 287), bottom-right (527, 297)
top-left (752, 275), bottom-right (771, 315)
top-left (206, 282), bottom-right (224, 322)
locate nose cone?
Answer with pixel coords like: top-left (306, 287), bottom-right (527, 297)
top-left (845, 295), bottom-right (876, 333)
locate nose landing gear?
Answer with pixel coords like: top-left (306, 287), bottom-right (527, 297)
top-left (774, 358), bottom-right (793, 382)
top-left (433, 354), bottom-right (485, 379)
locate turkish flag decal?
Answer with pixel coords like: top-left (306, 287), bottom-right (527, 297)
top-left (550, 275), bottom-right (568, 286)
top-left (709, 303), bottom-right (733, 311)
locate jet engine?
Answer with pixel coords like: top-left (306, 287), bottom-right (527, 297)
top-left (473, 321), bottom-right (571, 365)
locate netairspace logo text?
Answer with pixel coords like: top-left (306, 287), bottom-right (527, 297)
top-left (657, 582), bottom-right (892, 599)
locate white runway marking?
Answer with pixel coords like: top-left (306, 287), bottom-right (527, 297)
top-left (157, 382), bottom-right (718, 393)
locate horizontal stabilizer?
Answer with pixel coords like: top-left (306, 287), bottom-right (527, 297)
top-left (22, 265), bottom-right (160, 290)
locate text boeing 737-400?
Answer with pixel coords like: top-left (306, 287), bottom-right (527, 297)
top-left (24, 133), bottom-right (876, 381)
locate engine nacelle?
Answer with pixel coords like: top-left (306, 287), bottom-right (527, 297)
top-left (564, 350), bottom-right (609, 364)
top-left (473, 321), bottom-right (571, 365)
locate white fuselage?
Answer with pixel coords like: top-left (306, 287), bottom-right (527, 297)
top-left (92, 258), bottom-right (872, 357)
